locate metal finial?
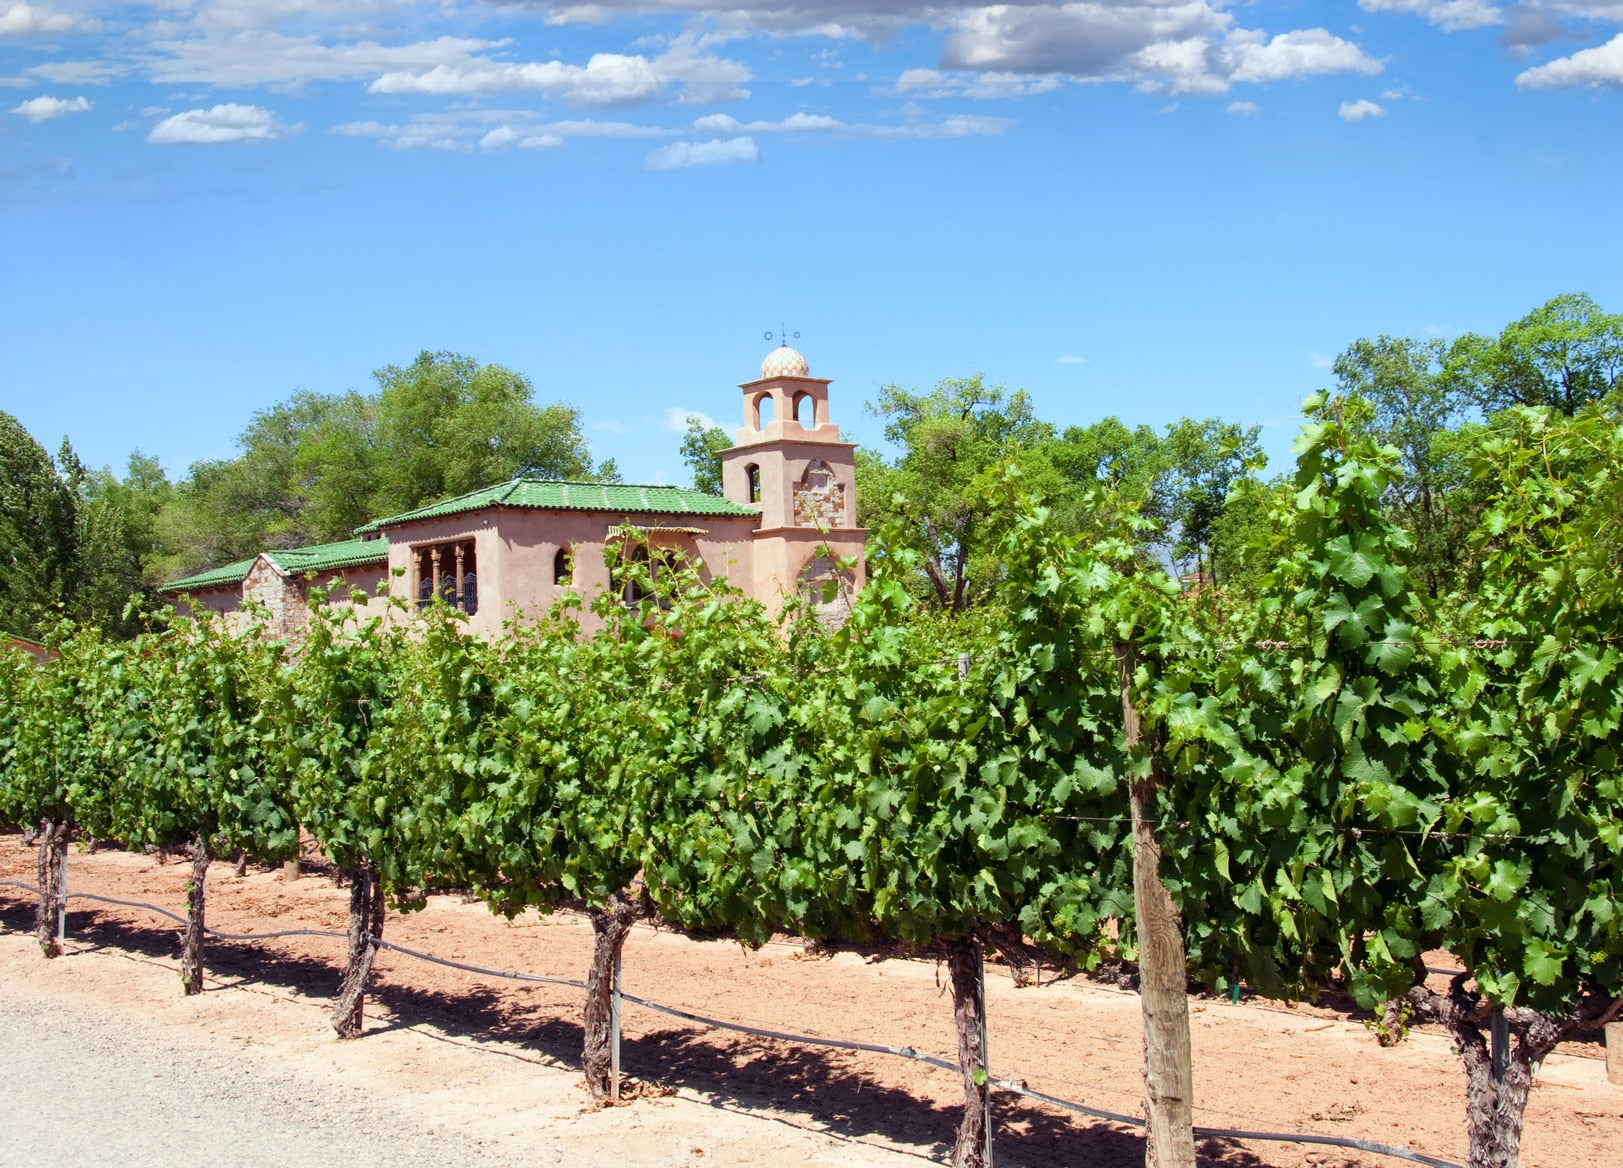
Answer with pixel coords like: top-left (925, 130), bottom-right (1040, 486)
top-left (764, 325), bottom-right (801, 348)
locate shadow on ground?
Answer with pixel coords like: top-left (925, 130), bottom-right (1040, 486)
top-left (0, 891), bottom-right (1276, 1168)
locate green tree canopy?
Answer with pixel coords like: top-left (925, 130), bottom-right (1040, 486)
top-left (1446, 292), bottom-right (1623, 417)
top-left (0, 410), bottom-right (77, 639)
top-left (156, 351), bottom-right (610, 579)
top-left (678, 415), bottom-right (732, 496)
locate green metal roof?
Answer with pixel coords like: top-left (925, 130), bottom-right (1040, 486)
top-left (160, 557), bottom-right (257, 593)
top-left (162, 537), bottom-right (388, 594)
top-left (358, 478), bottom-right (754, 532)
top-left (264, 537), bottom-right (389, 577)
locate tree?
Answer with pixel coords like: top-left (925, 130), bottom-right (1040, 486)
top-left (155, 351), bottom-right (610, 581)
top-left (1332, 337), bottom-right (1484, 596)
top-left (1152, 417), bottom-right (1264, 585)
top-left (371, 351), bottom-right (599, 513)
top-left (856, 375), bottom-right (1055, 611)
top-left (0, 411), bottom-right (77, 639)
top-left (678, 415), bottom-right (732, 496)
top-left (68, 452), bottom-right (173, 636)
top-left (1445, 292), bottom-right (1623, 417)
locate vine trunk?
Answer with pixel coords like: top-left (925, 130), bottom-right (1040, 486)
top-left (583, 892), bottom-right (645, 1100)
top-left (34, 817), bottom-right (68, 958)
top-left (332, 863), bottom-right (385, 1038)
top-left (946, 935), bottom-right (990, 1168)
top-left (1408, 984), bottom-right (1573, 1168)
top-left (181, 836), bottom-right (211, 995)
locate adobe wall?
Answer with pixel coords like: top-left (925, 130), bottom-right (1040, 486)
top-left (381, 508), bottom-right (761, 637)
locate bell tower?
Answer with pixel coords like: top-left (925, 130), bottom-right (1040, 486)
top-left (721, 344), bottom-right (866, 618)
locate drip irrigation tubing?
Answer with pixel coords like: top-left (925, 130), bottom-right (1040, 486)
top-left (0, 877), bottom-right (1462, 1168)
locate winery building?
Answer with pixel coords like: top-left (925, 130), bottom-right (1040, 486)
top-left (162, 346), bottom-right (867, 639)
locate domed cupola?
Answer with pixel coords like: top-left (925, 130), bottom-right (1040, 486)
top-left (760, 345), bottom-right (810, 380)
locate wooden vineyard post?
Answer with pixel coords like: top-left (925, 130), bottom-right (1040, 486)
top-left (1114, 639), bottom-right (1197, 1168)
top-left (1607, 1022), bottom-right (1622, 1087)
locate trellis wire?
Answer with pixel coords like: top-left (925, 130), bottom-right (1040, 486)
top-left (0, 877), bottom-right (1461, 1168)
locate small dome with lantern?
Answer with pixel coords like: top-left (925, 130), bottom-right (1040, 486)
top-left (761, 345), bottom-right (810, 379)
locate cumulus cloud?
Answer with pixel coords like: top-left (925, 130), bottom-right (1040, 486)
top-left (1226, 99), bottom-right (1258, 115)
top-left (10, 93), bottom-right (88, 121)
top-left (1356, 0), bottom-right (1503, 30)
top-left (941, 4), bottom-right (1380, 95)
top-left (0, 3), bottom-right (95, 36)
top-left (1338, 97), bottom-right (1385, 120)
top-left (148, 103), bottom-right (299, 144)
top-left (479, 124), bottom-right (564, 150)
top-left (369, 36), bottom-right (750, 106)
top-left (644, 135), bottom-right (759, 170)
top-left (1516, 31), bottom-right (1623, 85)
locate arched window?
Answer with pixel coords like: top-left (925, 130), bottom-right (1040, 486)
top-left (462, 571), bottom-right (478, 615)
top-left (554, 546), bottom-right (573, 586)
top-left (745, 463), bottom-right (761, 504)
top-left (756, 394), bottom-right (775, 427)
top-left (794, 392), bottom-right (814, 426)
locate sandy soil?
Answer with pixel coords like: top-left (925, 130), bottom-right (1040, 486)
top-left (1, 834), bottom-right (1617, 1168)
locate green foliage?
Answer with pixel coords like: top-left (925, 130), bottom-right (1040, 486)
top-left (678, 416), bottom-right (732, 496)
top-left (155, 351), bottom-right (609, 581)
top-left (856, 375), bottom-right (1057, 610)
top-left (1332, 336), bottom-right (1487, 596)
top-left (1435, 402), bottom-right (1623, 1012)
top-left (0, 411), bottom-right (78, 640)
top-left (1155, 393), bottom-right (1453, 1005)
top-left (1446, 292), bottom-right (1623, 417)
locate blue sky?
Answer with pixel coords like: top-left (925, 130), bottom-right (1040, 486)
top-left (2, 1), bottom-right (1620, 487)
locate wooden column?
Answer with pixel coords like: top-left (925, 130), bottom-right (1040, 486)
top-left (430, 546), bottom-right (441, 601)
top-left (454, 544), bottom-right (466, 609)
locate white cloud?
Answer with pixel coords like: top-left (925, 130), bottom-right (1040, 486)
top-left (27, 59), bottom-right (125, 85)
top-left (1338, 98), bottom-right (1385, 120)
top-left (1226, 99), bottom-right (1258, 115)
top-left (148, 103), bottom-right (299, 144)
top-left (1057, 354), bottom-right (1088, 364)
top-left (1310, 351), bottom-right (1334, 369)
top-left (0, 3), bottom-right (94, 36)
top-left (687, 108), bottom-right (1007, 138)
top-left (369, 37), bottom-right (750, 106)
top-left (644, 135), bottom-right (759, 170)
top-left (479, 124), bottom-right (563, 150)
top-left (894, 66), bottom-right (1064, 98)
top-left (1225, 30), bottom-right (1381, 85)
top-left (665, 407), bottom-right (718, 431)
top-left (10, 93), bottom-right (88, 121)
top-left (0, 75), bottom-right (30, 87)
top-left (1516, 31), bottom-right (1623, 86)
top-left (146, 31), bottom-right (505, 91)
top-left (1356, 0), bottom-right (1503, 31)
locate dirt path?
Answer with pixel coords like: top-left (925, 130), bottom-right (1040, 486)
top-left (1, 835), bottom-right (1618, 1168)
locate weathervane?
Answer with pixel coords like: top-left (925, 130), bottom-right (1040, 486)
top-left (764, 325), bottom-right (800, 348)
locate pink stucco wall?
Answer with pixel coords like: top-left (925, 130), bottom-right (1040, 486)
top-left (380, 507), bottom-right (762, 636)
